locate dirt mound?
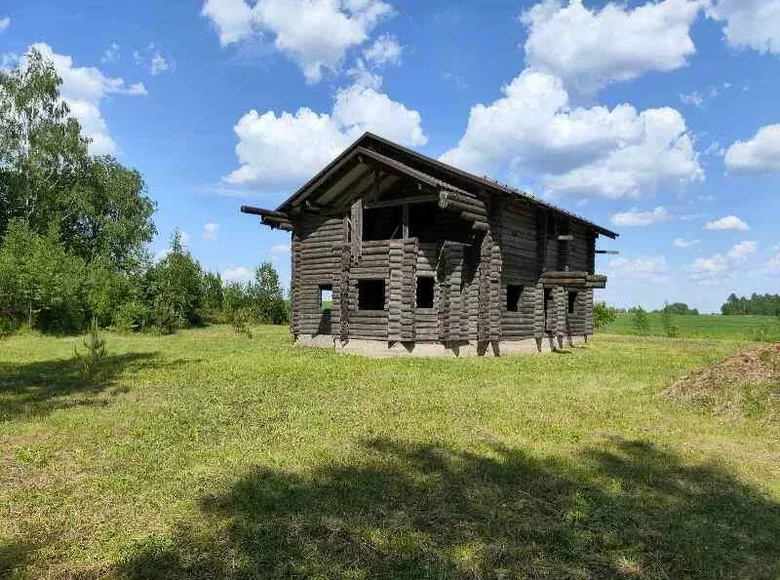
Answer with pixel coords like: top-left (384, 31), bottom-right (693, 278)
top-left (662, 343), bottom-right (780, 421)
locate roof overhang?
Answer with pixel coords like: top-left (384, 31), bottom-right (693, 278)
top-left (241, 132), bottom-right (619, 239)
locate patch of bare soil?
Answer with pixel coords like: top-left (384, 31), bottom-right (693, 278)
top-left (662, 343), bottom-right (780, 421)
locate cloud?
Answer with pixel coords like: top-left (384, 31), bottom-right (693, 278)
top-left (363, 33), bottom-right (402, 66)
top-left (203, 222), bottom-right (219, 240)
top-left (102, 43), bottom-right (120, 64)
top-left (689, 240), bottom-right (758, 280)
top-left (201, 0), bottom-right (394, 83)
top-left (269, 243), bottom-right (290, 256)
top-left (150, 49), bottom-right (170, 76)
top-left (520, 0), bottom-right (702, 93)
top-left (611, 206), bottom-right (669, 227)
top-left (704, 215), bottom-right (750, 231)
top-left (672, 237), bottom-right (701, 248)
top-left (764, 252), bottom-right (780, 274)
top-left (724, 123), bottom-right (780, 174)
top-left (226, 82), bottom-right (426, 190)
top-left (706, 0), bottom-right (780, 55)
top-left (440, 68), bottom-right (702, 199)
top-left (0, 16), bottom-right (9, 32)
top-left (605, 256), bottom-right (669, 283)
top-left (23, 43), bottom-right (147, 155)
top-left (689, 254), bottom-right (729, 277)
top-left (727, 240), bottom-right (758, 260)
top-left (222, 265), bottom-right (253, 282)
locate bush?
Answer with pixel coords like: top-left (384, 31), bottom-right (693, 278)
top-left (630, 306), bottom-right (650, 335)
top-left (593, 302), bottom-right (617, 330)
top-left (661, 302), bottom-right (679, 338)
top-left (231, 307), bottom-right (253, 338)
top-left (112, 301), bottom-right (150, 333)
top-left (74, 318), bottom-right (108, 379)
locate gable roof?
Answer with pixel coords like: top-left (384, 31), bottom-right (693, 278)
top-left (273, 132), bottom-right (619, 239)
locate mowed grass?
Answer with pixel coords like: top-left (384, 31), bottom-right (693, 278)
top-left (1, 326), bottom-right (779, 579)
top-left (601, 312), bottom-right (780, 341)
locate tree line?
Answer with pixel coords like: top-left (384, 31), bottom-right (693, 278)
top-left (721, 293), bottom-right (780, 316)
top-left (0, 49), bottom-right (288, 336)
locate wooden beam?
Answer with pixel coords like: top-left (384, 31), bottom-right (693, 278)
top-left (595, 250), bottom-right (620, 255)
top-left (240, 206), bottom-right (290, 220)
top-left (402, 203), bottom-right (409, 238)
top-left (363, 194), bottom-right (438, 210)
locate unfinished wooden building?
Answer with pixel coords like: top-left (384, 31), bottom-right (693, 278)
top-left (241, 133), bottom-right (618, 356)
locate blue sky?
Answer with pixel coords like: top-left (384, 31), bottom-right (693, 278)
top-left (2, 0), bottom-right (779, 312)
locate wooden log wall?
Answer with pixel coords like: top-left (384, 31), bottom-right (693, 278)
top-left (534, 281), bottom-right (545, 338)
top-left (437, 242), bottom-right (464, 342)
top-left (500, 198), bottom-right (540, 339)
top-left (416, 242), bottom-right (439, 341)
top-left (565, 289), bottom-right (587, 336)
top-left (293, 213), bottom-right (344, 337)
top-left (568, 221), bottom-right (592, 273)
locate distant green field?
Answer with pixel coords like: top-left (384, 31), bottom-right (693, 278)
top-left (601, 313), bottom-right (780, 341)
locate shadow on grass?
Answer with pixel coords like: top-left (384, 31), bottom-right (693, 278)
top-left (119, 437), bottom-right (780, 580)
top-left (0, 353), bottom-right (158, 422)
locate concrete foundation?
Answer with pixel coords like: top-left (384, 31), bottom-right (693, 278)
top-left (294, 334), bottom-right (588, 357)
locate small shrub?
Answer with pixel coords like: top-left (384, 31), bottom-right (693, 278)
top-left (593, 302), bottom-right (617, 330)
top-left (630, 306), bottom-right (650, 335)
top-left (74, 318), bottom-right (108, 379)
top-left (112, 301), bottom-right (150, 333)
top-left (231, 307), bottom-right (253, 338)
top-left (750, 325), bottom-right (780, 343)
top-left (661, 302), bottom-right (679, 338)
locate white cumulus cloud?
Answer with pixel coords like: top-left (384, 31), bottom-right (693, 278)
top-left (727, 240), bottom-right (758, 260)
top-left (23, 43), bottom-right (147, 156)
top-left (724, 123), bottom-right (780, 174)
top-left (222, 265), bottom-right (253, 283)
top-left (611, 206), bottom-right (669, 227)
top-left (201, 0), bottom-right (394, 83)
top-left (363, 33), bottom-right (402, 66)
top-left (203, 222), bottom-right (220, 240)
top-left (707, 0), bottom-right (780, 55)
top-left (520, 0), bottom-right (702, 93)
top-left (704, 215), bottom-right (750, 231)
top-left (0, 16), bottom-right (9, 32)
top-left (690, 240), bottom-right (758, 280)
top-left (440, 68), bottom-right (702, 199)
top-left (605, 256), bottom-right (669, 283)
top-left (226, 82), bottom-right (426, 190)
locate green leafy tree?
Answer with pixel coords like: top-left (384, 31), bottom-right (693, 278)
top-left (249, 262), bottom-right (289, 324)
top-left (593, 302), bottom-right (617, 330)
top-left (144, 232), bottom-right (205, 332)
top-left (630, 306), bottom-right (650, 335)
top-left (0, 49), bottom-right (155, 266)
top-left (0, 220), bottom-right (86, 332)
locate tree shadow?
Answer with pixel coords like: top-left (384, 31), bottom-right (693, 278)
top-left (118, 437), bottom-right (780, 579)
top-left (0, 352), bottom-right (159, 422)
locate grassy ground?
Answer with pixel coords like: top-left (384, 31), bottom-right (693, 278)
top-left (1, 326), bottom-right (779, 579)
top-left (601, 312), bottom-right (780, 341)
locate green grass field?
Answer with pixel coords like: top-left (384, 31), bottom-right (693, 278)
top-left (601, 312), bottom-right (780, 341)
top-left (1, 326), bottom-right (779, 579)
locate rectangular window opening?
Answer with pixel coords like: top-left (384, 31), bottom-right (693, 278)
top-left (358, 279), bottom-right (385, 310)
top-left (319, 285), bottom-right (333, 311)
top-left (363, 207), bottom-right (403, 241)
top-left (416, 276), bottom-right (435, 308)
top-left (506, 284), bottom-right (523, 312)
top-left (568, 291), bottom-right (578, 314)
